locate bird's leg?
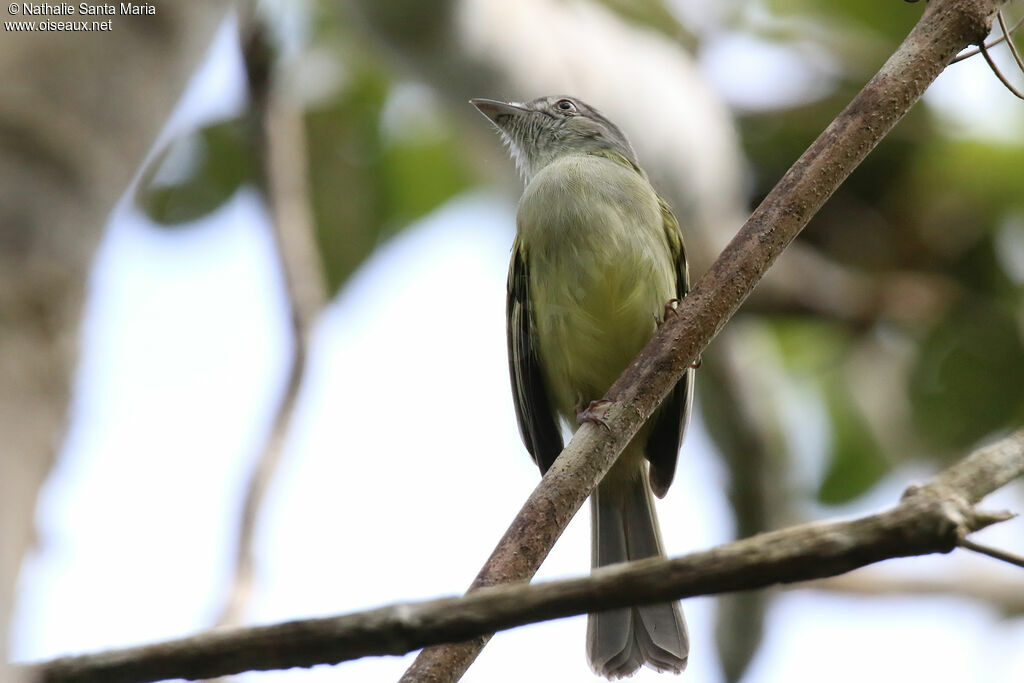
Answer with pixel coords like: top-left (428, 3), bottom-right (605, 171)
top-left (577, 399), bottom-right (613, 430)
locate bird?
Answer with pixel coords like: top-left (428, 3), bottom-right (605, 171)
top-left (470, 95), bottom-right (694, 678)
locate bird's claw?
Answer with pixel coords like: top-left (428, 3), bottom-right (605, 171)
top-left (657, 299), bottom-right (680, 327)
top-left (577, 399), bottom-right (613, 430)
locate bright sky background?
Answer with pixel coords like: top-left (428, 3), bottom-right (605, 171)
top-left (11, 9), bottom-right (1024, 683)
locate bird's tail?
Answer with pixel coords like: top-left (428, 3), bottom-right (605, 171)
top-left (586, 463), bottom-right (688, 679)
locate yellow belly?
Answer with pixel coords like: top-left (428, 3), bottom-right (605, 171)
top-left (517, 154), bottom-right (675, 423)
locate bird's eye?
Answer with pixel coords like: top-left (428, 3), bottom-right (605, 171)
top-left (556, 99), bottom-right (577, 113)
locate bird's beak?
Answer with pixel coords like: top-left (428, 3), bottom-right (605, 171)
top-left (469, 98), bottom-right (529, 125)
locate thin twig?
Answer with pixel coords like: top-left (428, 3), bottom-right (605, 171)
top-left (960, 537), bottom-right (1024, 569)
top-left (399, 2), bottom-right (998, 680)
top-left (24, 431), bottom-right (1024, 683)
top-left (998, 9), bottom-right (1024, 76)
top-left (980, 39), bottom-right (1024, 99)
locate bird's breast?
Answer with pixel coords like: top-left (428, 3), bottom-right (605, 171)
top-left (516, 155), bottom-right (675, 420)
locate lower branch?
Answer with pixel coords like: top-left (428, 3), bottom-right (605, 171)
top-left (26, 430), bottom-right (1024, 683)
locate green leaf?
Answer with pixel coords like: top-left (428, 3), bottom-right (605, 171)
top-left (592, 0), bottom-right (695, 44)
top-left (767, 319), bottom-right (889, 503)
top-left (817, 378), bottom-right (888, 504)
top-left (949, 236), bottom-right (1020, 299)
top-left (904, 141), bottom-right (1024, 260)
top-left (136, 118), bottom-right (254, 226)
top-left (769, 318), bottom-right (849, 372)
top-left (379, 136), bottom-right (472, 229)
top-left (765, 0), bottom-right (918, 44)
top-left (910, 300), bottom-right (1024, 450)
top-left (305, 64), bottom-right (474, 295)
top-left (912, 141), bottom-right (1024, 212)
top-left (305, 66), bottom-right (390, 294)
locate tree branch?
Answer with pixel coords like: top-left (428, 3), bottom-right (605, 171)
top-left (400, 1), bottom-right (998, 680)
top-left (25, 430), bottom-right (1024, 682)
top-left (960, 537), bottom-right (1024, 569)
top-left (214, 7), bottom-right (327, 631)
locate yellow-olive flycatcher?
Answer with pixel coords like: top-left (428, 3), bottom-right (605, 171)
top-left (471, 95), bottom-right (694, 678)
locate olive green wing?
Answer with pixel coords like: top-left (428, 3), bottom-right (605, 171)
top-left (507, 238), bottom-right (564, 474)
top-left (645, 197), bottom-right (695, 498)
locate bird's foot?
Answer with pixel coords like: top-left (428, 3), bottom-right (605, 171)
top-left (657, 299), bottom-right (680, 326)
top-left (577, 399), bottom-right (613, 430)
top-left (690, 354), bottom-right (702, 369)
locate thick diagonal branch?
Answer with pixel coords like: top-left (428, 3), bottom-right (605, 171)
top-left (26, 430), bottom-right (1024, 682)
top-left (400, 1), bottom-right (997, 680)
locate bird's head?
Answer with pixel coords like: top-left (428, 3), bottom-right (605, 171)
top-left (470, 95), bottom-right (637, 181)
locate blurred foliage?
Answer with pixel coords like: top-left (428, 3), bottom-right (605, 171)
top-left (910, 299), bottom-right (1024, 450)
top-left (594, 0), bottom-right (696, 45)
top-left (819, 374), bottom-right (888, 503)
top-left (705, 4), bottom-right (1023, 672)
top-left (765, 0), bottom-right (919, 43)
top-left (667, 4), bottom-right (1024, 681)
top-left (770, 319), bottom-right (889, 503)
top-left (734, 0), bottom-right (1024, 496)
top-left (136, 118), bottom-right (255, 225)
top-left (136, 2), bottom-right (473, 295)
top-left (305, 59), bottom-right (472, 293)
